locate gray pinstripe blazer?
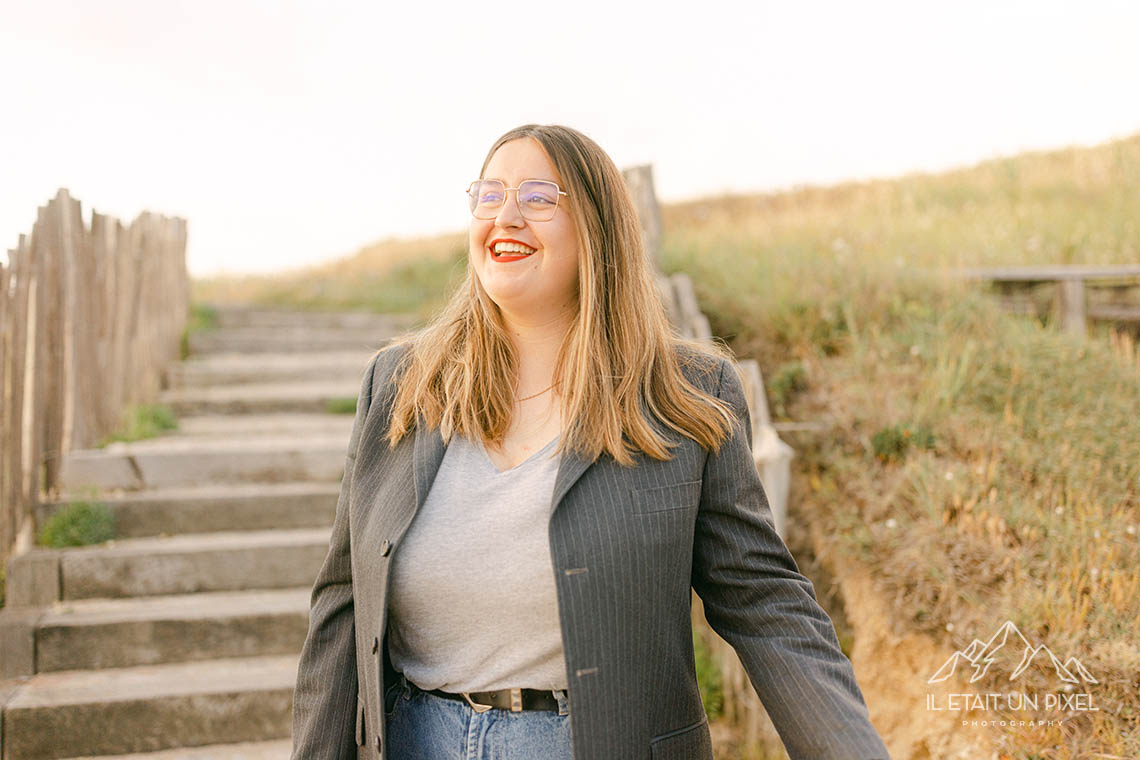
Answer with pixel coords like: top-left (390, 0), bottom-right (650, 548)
top-left (290, 341), bottom-right (890, 760)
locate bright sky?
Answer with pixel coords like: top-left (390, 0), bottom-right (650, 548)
top-left (3, 0), bottom-right (1139, 278)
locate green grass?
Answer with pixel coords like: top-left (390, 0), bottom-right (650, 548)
top-left (767, 361), bottom-right (807, 420)
top-left (326, 397), bottom-right (357, 415)
top-left (693, 628), bottom-right (724, 720)
top-left (38, 501), bottom-right (116, 547)
top-left (96, 403), bottom-right (179, 447)
top-left (870, 421), bottom-right (935, 463)
top-left (181, 302), bottom-right (220, 359)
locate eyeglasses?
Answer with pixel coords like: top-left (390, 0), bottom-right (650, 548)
top-left (466, 179), bottom-right (568, 222)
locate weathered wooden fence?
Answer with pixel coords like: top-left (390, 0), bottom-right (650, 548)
top-left (623, 165), bottom-right (795, 755)
top-left (0, 189), bottom-right (188, 570)
top-left (956, 265), bottom-right (1140, 341)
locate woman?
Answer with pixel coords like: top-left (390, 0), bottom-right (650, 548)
top-left (289, 124), bottom-right (890, 760)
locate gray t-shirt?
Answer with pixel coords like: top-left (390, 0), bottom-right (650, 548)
top-left (386, 431), bottom-right (568, 692)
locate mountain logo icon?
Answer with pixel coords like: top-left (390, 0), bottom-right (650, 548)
top-left (928, 620), bottom-right (1098, 685)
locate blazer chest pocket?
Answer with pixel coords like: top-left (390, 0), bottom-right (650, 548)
top-left (631, 479), bottom-right (702, 515)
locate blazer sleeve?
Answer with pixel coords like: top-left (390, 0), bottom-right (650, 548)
top-left (290, 351), bottom-right (380, 760)
top-left (690, 357), bottom-right (891, 760)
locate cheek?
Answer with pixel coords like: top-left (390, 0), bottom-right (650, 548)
top-left (469, 223), bottom-right (491, 254)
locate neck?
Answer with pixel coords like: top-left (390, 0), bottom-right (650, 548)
top-left (499, 307), bottom-right (573, 396)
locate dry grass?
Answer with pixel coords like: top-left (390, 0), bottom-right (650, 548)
top-left (664, 133), bottom-right (1140, 758)
top-left (191, 230), bottom-right (468, 322)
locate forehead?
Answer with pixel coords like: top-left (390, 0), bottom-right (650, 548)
top-left (484, 137), bottom-right (562, 184)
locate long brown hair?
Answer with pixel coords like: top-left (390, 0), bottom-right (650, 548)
top-left (378, 124), bottom-right (739, 466)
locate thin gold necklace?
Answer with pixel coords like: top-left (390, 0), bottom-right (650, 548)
top-left (517, 381), bottom-right (560, 402)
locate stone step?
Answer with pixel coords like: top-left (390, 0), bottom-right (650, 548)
top-left (42, 481), bottom-right (339, 539)
top-left (188, 327), bottom-right (393, 356)
top-left (166, 413), bottom-right (354, 439)
top-left (208, 304), bottom-right (417, 331)
top-left (34, 588), bottom-right (310, 672)
top-left (62, 740), bottom-right (291, 760)
top-left (165, 350), bottom-right (375, 389)
top-left (158, 380), bottom-right (362, 416)
top-left (59, 435), bottom-right (349, 491)
top-left (32, 528), bottom-right (329, 601)
top-left (1, 655), bottom-right (297, 760)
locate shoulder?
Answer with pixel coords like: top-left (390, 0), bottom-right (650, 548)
top-left (671, 340), bottom-right (732, 394)
top-left (363, 339), bottom-right (415, 406)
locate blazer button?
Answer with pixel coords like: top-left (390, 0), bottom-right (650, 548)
top-left (372, 636), bottom-right (379, 654)
top-left (380, 540), bottom-right (392, 557)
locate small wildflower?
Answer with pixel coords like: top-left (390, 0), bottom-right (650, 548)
top-left (886, 518), bottom-right (898, 529)
top-left (1090, 567), bottom-right (1099, 578)
top-left (1093, 529), bottom-right (1100, 539)
top-left (1055, 507), bottom-right (1064, 515)
top-left (945, 472), bottom-right (954, 481)
top-left (1127, 525), bottom-right (1136, 535)
top-left (974, 465), bottom-right (984, 475)
top-left (945, 622), bottom-right (955, 632)
top-left (910, 345), bottom-right (920, 357)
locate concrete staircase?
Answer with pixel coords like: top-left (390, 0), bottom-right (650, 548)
top-left (0, 306), bottom-right (418, 760)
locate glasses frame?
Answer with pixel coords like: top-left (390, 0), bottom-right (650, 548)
top-left (466, 178), bottom-right (569, 222)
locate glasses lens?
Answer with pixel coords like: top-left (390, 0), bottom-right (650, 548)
top-left (518, 181), bottom-right (560, 221)
top-left (469, 180), bottom-right (505, 218)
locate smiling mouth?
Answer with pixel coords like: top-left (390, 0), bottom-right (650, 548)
top-left (491, 241), bottom-right (538, 257)
top-left (490, 243), bottom-right (537, 261)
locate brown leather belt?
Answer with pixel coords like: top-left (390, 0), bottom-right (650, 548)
top-left (409, 678), bottom-right (561, 713)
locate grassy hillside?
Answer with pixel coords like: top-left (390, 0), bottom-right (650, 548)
top-left (192, 230), bottom-right (468, 322)
top-left (192, 132), bottom-right (1140, 758)
top-left (660, 134), bottom-right (1139, 758)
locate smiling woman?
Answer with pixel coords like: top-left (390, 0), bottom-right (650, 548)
top-left (288, 123), bottom-right (890, 760)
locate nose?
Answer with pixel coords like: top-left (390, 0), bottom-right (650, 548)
top-left (493, 188), bottom-right (526, 229)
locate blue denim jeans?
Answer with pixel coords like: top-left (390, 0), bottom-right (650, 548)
top-left (384, 674), bottom-right (573, 759)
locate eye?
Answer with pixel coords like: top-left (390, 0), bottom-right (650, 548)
top-left (520, 182), bottom-right (558, 205)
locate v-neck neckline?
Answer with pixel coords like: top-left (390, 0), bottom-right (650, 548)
top-left (476, 434), bottom-right (560, 475)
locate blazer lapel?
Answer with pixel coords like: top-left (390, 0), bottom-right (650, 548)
top-left (411, 414), bottom-right (594, 518)
top-left (412, 415), bottom-right (446, 516)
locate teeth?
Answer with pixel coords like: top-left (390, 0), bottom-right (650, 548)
top-left (493, 242), bottom-right (536, 255)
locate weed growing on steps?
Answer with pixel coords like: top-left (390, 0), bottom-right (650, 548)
top-left (326, 397), bottom-right (357, 415)
top-left (180, 302), bottom-right (220, 359)
top-left (96, 403), bottom-right (178, 447)
top-left (38, 501), bottom-right (115, 548)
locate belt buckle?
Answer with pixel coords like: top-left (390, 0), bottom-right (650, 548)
top-left (461, 692), bottom-right (492, 713)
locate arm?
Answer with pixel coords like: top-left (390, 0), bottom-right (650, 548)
top-left (691, 358), bottom-right (890, 760)
top-left (290, 351), bottom-right (380, 760)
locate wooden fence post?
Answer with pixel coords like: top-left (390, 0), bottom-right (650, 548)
top-left (1058, 278), bottom-right (1087, 340)
top-left (0, 190), bottom-right (187, 570)
top-left (622, 164), bottom-right (664, 267)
